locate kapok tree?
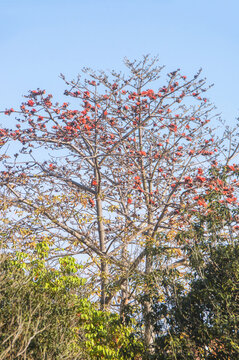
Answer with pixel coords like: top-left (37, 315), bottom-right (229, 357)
top-left (0, 56), bottom-right (238, 350)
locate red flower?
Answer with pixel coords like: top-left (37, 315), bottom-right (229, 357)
top-left (4, 108), bottom-right (14, 115)
top-left (216, 179), bottom-right (223, 186)
top-left (196, 176), bottom-right (206, 183)
top-left (146, 89), bottom-right (154, 97)
top-left (198, 199), bottom-right (207, 207)
top-left (127, 198), bottom-right (132, 204)
top-left (139, 151), bottom-right (146, 156)
top-left (226, 197), bottom-right (237, 204)
top-left (185, 176), bottom-right (193, 183)
top-left (27, 100), bottom-right (34, 107)
top-left (89, 198), bottom-right (95, 207)
top-left (91, 179), bottom-right (98, 186)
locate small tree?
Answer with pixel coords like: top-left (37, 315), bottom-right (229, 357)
top-left (0, 245), bottom-right (142, 359)
top-left (0, 56), bottom-right (238, 350)
top-left (0, 247), bottom-right (88, 359)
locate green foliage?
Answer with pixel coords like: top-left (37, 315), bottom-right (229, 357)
top-left (0, 247), bottom-right (87, 359)
top-left (0, 245), bottom-right (142, 359)
top-left (79, 303), bottom-right (143, 359)
top-left (153, 242), bottom-right (239, 359)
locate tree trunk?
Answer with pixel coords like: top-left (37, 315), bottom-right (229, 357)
top-left (96, 191), bottom-right (108, 310)
top-left (143, 250), bottom-right (155, 353)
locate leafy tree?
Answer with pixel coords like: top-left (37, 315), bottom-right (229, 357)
top-left (0, 245), bottom-right (87, 359)
top-left (0, 55), bottom-right (238, 352)
top-left (0, 244), bottom-right (142, 359)
top-left (151, 168), bottom-right (239, 359)
top-left (152, 242), bottom-right (239, 360)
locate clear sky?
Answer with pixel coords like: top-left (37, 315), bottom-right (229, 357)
top-left (1, 0), bottom-right (239, 131)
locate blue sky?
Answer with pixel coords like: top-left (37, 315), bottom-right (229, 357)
top-left (1, 0), bottom-right (239, 131)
